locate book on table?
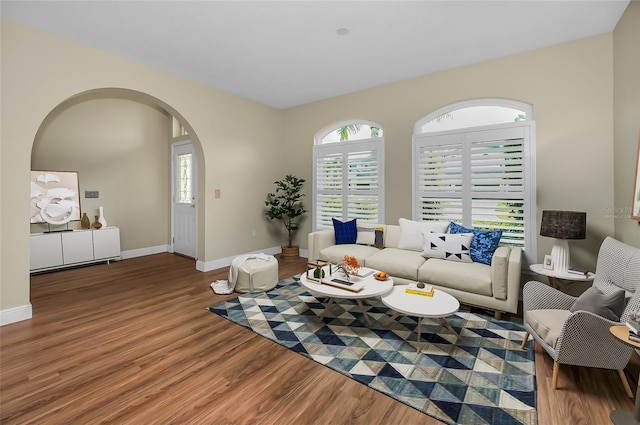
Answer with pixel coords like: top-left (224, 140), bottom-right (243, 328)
top-left (629, 333), bottom-right (640, 343)
top-left (626, 318), bottom-right (640, 335)
top-left (405, 282), bottom-right (434, 297)
top-left (568, 268), bottom-right (589, 277)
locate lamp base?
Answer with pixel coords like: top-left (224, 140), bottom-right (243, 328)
top-left (551, 239), bottom-right (570, 274)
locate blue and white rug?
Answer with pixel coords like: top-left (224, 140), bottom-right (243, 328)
top-left (208, 276), bottom-right (537, 425)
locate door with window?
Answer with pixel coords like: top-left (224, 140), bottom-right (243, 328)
top-left (172, 141), bottom-right (197, 259)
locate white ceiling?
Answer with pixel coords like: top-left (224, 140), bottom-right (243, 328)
top-left (1, 0), bottom-right (630, 109)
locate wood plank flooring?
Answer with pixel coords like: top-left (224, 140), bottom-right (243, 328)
top-left (1, 253), bottom-right (638, 424)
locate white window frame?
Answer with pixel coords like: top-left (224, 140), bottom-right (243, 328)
top-left (415, 98), bottom-right (534, 134)
top-left (313, 120), bottom-right (385, 230)
top-left (413, 100), bottom-right (536, 266)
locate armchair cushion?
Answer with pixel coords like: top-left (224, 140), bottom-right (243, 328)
top-left (569, 286), bottom-right (625, 321)
top-left (526, 309), bottom-right (571, 348)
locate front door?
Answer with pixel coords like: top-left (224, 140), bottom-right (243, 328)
top-left (172, 141), bottom-right (197, 259)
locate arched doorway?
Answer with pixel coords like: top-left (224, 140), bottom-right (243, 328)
top-left (30, 88), bottom-right (205, 263)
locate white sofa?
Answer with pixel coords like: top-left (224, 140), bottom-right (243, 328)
top-left (308, 223), bottom-right (522, 319)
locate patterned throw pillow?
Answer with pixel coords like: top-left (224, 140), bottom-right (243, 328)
top-left (421, 232), bottom-right (473, 262)
top-left (332, 218), bottom-right (357, 244)
top-left (449, 222), bottom-right (502, 265)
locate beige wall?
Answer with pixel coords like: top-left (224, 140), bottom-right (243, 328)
top-left (614, 1), bottom-right (640, 247)
top-left (2, 5), bottom-right (638, 319)
top-left (31, 94), bottom-right (172, 251)
top-left (283, 33), bottom-right (616, 271)
top-left (1, 19), bottom-right (284, 314)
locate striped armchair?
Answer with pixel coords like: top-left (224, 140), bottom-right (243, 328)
top-left (520, 236), bottom-right (640, 397)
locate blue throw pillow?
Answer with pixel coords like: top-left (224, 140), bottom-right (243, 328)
top-left (332, 218), bottom-right (357, 244)
top-left (449, 222), bottom-right (502, 265)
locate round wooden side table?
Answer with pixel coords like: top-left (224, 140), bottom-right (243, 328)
top-left (529, 264), bottom-right (594, 294)
top-left (610, 325), bottom-right (640, 425)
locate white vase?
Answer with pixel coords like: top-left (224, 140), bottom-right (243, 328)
top-left (98, 206), bottom-right (108, 229)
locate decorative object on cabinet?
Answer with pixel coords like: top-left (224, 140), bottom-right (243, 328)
top-left (98, 206), bottom-right (107, 229)
top-left (30, 170), bottom-right (80, 227)
top-left (92, 215), bottom-right (102, 229)
top-left (80, 213), bottom-right (90, 230)
top-left (540, 210), bottom-right (586, 275)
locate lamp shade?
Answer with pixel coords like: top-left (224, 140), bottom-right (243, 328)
top-left (540, 210), bottom-right (586, 240)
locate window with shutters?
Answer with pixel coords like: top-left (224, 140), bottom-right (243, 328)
top-left (413, 100), bottom-right (536, 265)
top-left (313, 121), bottom-right (384, 230)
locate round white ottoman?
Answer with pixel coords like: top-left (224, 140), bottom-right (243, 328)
top-left (235, 256), bottom-right (279, 293)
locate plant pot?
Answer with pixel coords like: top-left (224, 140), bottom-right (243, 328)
top-left (281, 245), bottom-right (299, 258)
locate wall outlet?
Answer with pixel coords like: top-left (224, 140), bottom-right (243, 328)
top-left (85, 190), bottom-right (99, 198)
top-left (251, 229), bottom-right (256, 238)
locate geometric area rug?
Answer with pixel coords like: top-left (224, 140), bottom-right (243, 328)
top-left (208, 276), bottom-right (537, 425)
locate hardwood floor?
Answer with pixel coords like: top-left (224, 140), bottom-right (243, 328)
top-left (1, 253), bottom-right (638, 424)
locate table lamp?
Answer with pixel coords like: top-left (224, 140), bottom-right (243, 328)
top-left (540, 210), bottom-right (586, 274)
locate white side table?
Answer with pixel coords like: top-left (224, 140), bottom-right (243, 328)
top-left (529, 264), bottom-right (595, 294)
top-left (381, 286), bottom-right (460, 352)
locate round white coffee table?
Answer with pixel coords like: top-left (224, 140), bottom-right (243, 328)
top-left (299, 268), bottom-right (393, 325)
top-left (381, 285), bottom-right (460, 352)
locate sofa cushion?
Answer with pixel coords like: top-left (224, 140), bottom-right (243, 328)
top-left (569, 286), bottom-right (626, 321)
top-left (449, 222), bottom-right (502, 266)
top-left (332, 218), bottom-right (357, 244)
top-left (397, 218), bottom-right (450, 252)
top-left (525, 309), bottom-right (572, 348)
top-left (319, 243), bottom-right (379, 266)
top-left (364, 248), bottom-right (426, 281)
top-left (418, 259), bottom-right (492, 296)
top-left (421, 232), bottom-right (473, 263)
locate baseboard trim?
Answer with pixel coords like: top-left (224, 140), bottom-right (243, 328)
top-left (196, 247), bottom-right (308, 272)
top-left (121, 245), bottom-right (170, 259)
top-left (1, 304), bottom-right (33, 326)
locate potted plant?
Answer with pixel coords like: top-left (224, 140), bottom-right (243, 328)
top-left (265, 174), bottom-right (307, 258)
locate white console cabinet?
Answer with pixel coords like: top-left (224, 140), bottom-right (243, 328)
top-left (30, 227), bottom-right (121, 272)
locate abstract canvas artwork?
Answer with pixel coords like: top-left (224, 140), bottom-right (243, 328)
top-left (30, 170), bottom-right (81, 225)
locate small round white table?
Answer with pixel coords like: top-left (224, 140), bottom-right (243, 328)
top-left (381, 286), bottom-right (460, 352)
top-left (299, 269), bottom-right (393, 325)
top-left (530, 264), bottom-right (594, 294)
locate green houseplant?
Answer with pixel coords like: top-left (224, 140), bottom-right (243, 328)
top-left (265, 174), bottom-right (307, 257)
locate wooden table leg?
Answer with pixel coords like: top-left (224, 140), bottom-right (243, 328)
top-left (416, 317), bottom-right (422, 353)
top-left (440, 318), bottom-right (459, 337)
top-left (318, 297), bottom-right (334, 320)
top-left (356, 299), bottom-right (372, 326)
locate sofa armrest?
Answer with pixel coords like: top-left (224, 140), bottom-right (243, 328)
top-left (308, 229), bottom-right (335, 261)
top-left (490, 246), bottom-right (521, 302)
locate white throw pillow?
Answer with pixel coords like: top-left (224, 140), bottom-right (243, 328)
top-left (422, 232), bottom-right (474, 263)
top-left (356, 225), bottom-right (376, 246)
top-left (397, 218), bottom-right (450, 251)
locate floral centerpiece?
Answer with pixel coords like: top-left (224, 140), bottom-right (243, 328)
top-left (339, 255), bottom-right (361, 278)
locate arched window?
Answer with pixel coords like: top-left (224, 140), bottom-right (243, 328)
top-left (413, 100), bottom-right (536, 264)
top-left (313, 120), bottom-right (384, 230)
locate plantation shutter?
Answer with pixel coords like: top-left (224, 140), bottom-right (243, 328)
top-left (315, 151), bottom-right (344, 229)
top-left (313, 139), bottom-right (384, 230)
top-left (413, 123), bottom-right (533, 255)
